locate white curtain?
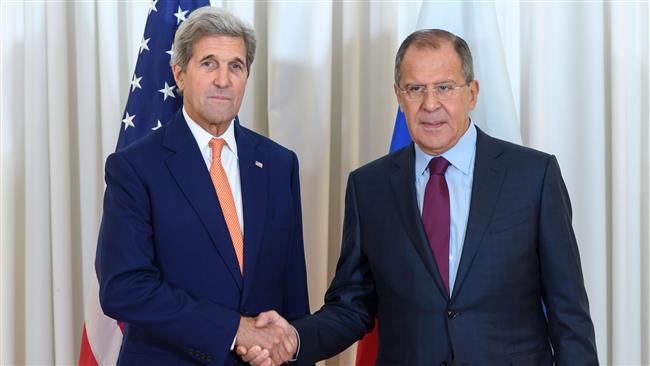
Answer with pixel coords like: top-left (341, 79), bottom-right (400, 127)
top-left (1, 1), bottom-right (647, 365)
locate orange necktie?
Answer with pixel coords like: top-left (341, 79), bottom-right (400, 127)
top-left (209, 138), bottom-right (244, 274)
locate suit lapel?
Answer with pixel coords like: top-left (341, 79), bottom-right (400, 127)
top-left (390, 144), bottom-right (449, 299)
top-left (452, 128), bottom-right (505, 296)
top-left (235, 119), bottom-right (268, 305)
top-left (162, 112), bottom-right (243, 289)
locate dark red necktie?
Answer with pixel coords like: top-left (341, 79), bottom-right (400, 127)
top-left (421, 157), bottom-right (451, 294)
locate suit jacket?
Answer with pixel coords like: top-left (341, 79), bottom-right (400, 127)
top-left (293, 128), bottom-right (597, 365)
top-left (96, 110), bottom-right (309, 366)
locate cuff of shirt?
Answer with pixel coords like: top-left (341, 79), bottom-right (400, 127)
top-left (230, 336), bottom-right (236, 351)
top-left (289, 325), bottom-right (300, 362)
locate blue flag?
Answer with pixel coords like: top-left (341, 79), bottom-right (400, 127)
top-left (117, 0), bottom-right (209, 150)
top-left (389, 109), bottom-right (412, 153)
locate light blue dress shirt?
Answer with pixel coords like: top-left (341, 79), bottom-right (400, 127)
top-left (414, 123), bottom-right (477, 295)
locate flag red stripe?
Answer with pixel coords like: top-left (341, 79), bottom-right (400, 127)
top-left (355, 322), bottom-right (378, 366)
top-left (78, 323), bottom-right (99, 366)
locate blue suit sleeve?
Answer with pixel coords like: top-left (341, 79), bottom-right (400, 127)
top-left (538, 155), bottom-right (598, 364)
top-left (292, 172), bottom-right (377, 364)
top-left (96, 152), bottom-right (240, 365)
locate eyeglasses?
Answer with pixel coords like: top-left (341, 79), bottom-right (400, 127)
top-left (398, 82), bottom-right (470, 102)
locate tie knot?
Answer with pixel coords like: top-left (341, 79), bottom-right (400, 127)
top-left (428, 157), bottom-right (450, 176)
top-left (209, 138), bottom-right (226, 159)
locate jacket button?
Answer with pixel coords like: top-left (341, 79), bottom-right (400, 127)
top-left (447, 310), bottom-right (459, 319)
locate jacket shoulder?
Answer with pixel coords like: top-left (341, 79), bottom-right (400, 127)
top-left (108, 126), bottom-right (168, 167)
top-left (349, 145), bottom-right (410, 182)
top-left (239, 124), bottom-right (297, 160)
top-left (482, 132), bottom-right (554, 168)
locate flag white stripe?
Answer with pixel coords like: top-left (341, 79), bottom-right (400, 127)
top-left (84, 273), bottom-right (122, 365)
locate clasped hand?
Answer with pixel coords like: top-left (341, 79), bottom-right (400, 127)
top-left (235, 310), bottom-right (296, 366)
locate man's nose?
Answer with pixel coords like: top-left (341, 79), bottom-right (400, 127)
top-left (213, 68), bottom-right (230, 88)
top-left (421, 89), bottom-right (442, 111)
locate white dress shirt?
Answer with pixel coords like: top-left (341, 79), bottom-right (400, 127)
top-left (183, 108), bottom-right (244, 233)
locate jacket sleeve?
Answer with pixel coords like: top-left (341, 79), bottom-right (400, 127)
top-left (95, 152), bottom-right (240, 366)
top-left (538, 155), bottom-right (598, 365)
top-left (292, 172), bottom-right (377, 365)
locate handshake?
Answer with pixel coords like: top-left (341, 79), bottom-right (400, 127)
top-left (235, 310), bottom-right (297, 366)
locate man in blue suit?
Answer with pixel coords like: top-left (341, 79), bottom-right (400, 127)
top-left (96, 7), bottom-right (308, 366)
top-left (240, 29), bottom-right (598, 365)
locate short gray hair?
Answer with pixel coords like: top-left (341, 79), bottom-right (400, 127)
top-left (394, 29), bottom-right (474, 86)
top-left (171, 6), bottom-right (256, 75)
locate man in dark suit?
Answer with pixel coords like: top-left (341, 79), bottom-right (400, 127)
top-left (239, 29), bottom-right (598, 365)
top-left (96, 6), bottom-right (308, 366)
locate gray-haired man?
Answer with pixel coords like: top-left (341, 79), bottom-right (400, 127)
top-left (97, 6), bottom-right (309, 365)
top-left (239, 28), bottom-right (597, 366)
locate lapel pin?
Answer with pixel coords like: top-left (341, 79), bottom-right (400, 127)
top-left (255, 161), bottom-right (263, 168)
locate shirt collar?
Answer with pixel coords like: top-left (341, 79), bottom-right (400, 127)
top-left (414, 121), bottom-right (477, 177)
top-left (183, 107), bottom-right (238, 157)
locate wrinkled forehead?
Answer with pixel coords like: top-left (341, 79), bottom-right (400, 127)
top-left (400, 44), bottom-right (464, 83)
top-left (407, 38), bottom-right (458, 61)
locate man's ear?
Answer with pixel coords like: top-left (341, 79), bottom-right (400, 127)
top-left (172, 64), bottom-right (184, 92)
top-left (394, 84), bottom-right (404, 112)
top-left (468, 79), bottom-right (479, 110)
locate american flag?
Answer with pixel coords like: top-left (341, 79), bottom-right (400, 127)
top-left (79, 0), bottom-right (208, 364)
top-left (117, 0), bottom-right (209, 149)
